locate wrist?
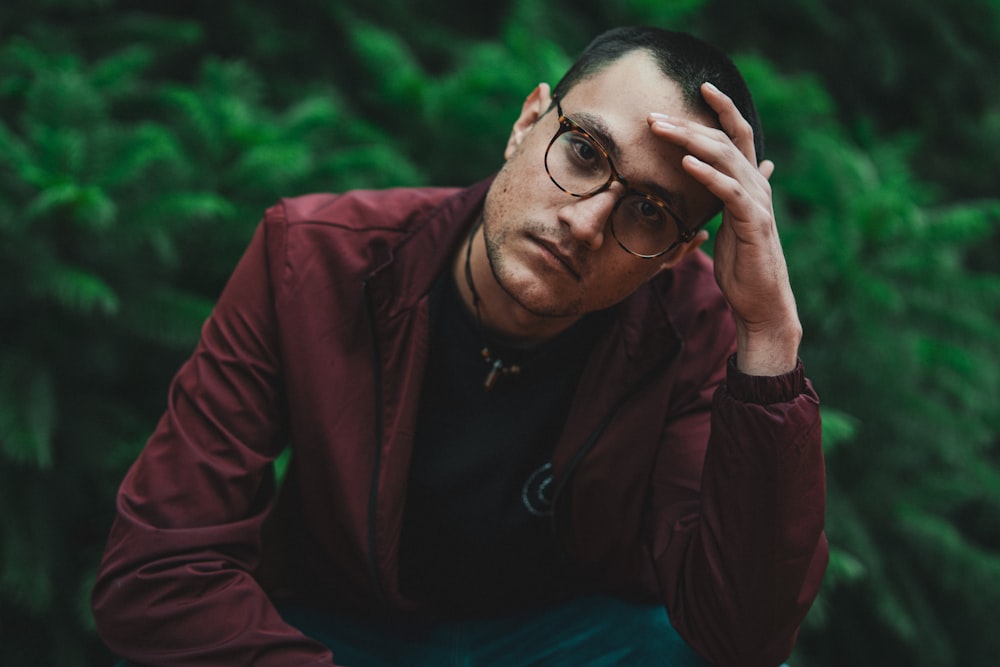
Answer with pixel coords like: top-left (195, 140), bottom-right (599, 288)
top-left (735, 318), bottom-right (802, 376)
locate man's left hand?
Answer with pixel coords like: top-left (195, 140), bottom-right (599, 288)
top-left (648, 82), bottom-right (801, 376)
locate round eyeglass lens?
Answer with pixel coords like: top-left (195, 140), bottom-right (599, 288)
top-left (546, 131), bottom-right (612, 195)
top-left (610, 194), bottom-right (680, 257)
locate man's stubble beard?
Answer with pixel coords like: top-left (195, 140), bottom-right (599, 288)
top-left (481, 217), bottom-right (585, 320)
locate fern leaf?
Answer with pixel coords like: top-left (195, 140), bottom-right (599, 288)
top-left (89, 44), bottom-right (155, 94)
top-left (0, 361), bottom-right (55, 468)
top-left (29, 262), bottom-right (120, 316)
top-left (116, 287), bottom-right (213, 349)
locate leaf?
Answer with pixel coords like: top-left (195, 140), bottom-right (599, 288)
top-left (24, 67), bottom-right (105, 130)
top-left (99, 123), bottom-right (186, 189)
top-left (160, 87), bottom-right (225, 161)
top-left (88, 44), bottom-right (154, 93)
top-left (820, 407), bottom-right (858, 454)
top-left (345, 16), bottom-right (427, 106)
top-left (897, 506), bottom-right (1000, 613)
top-left (139, 191), bottom-right (238, 229)
top-left (25, 182), bottom-right (117, 230)
top-left (116, 287), bottom-right (214, 349)
top-left (232, 143), bottom-right (314, 190)
top-left (29, 262), bottom-right (120, 316)
top-left (0, 362), bottom-right (55, 469)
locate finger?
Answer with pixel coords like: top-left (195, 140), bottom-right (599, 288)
top-left (650, 116), bottom-right (756, 184)
top-left (700, 82), bottom-right (757, 165)
top-left (681, 154), bottom-right (761, 222)
top-left (759, 159), bottom-right (775, 180)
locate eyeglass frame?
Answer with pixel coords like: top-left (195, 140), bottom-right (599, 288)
top-left (543, 97), bottom-right (697, 259)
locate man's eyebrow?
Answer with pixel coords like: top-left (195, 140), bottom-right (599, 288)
top-left (569, 110), bottom-right (690, 219)
top-left (570, 111), bottom-right (623, 163)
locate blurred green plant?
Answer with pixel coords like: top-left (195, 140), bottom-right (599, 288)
top-left (697, 0), bottom-right (1000, 202)
top-left (0, 1), bottom-right (998, 666)
top-left (0, 16), bottom-right (419, 665)
top-left (739, 58), bottom-right (1000, 666)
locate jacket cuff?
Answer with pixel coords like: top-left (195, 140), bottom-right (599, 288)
top-left (725, 355), bottom-right (805, 405)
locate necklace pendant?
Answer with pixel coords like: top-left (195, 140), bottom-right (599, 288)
top-left (484, 358), bottom-right (504, 391)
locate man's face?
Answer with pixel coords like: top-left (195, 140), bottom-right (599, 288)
top-left (482, 50), bottom-right (719, 319)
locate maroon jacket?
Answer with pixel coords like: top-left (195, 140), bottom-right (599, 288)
top-left (92, 179), bottom-right (827, 667)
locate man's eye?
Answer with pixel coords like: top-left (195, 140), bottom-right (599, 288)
top-left (625, 197), bottom-right (669, 228)
top-left (638, 201), bottom-right (662, 221)
top-left (568, 134), bottom-right (601, 166)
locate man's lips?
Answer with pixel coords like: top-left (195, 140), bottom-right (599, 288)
top-left (531, 235), bottom-right (582, 281)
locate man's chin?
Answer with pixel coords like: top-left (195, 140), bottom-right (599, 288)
top-left (496, 278), bottom-right (583, 320)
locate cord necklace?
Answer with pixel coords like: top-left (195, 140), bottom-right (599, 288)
top-left (463, 216), bottom-right (522, 391)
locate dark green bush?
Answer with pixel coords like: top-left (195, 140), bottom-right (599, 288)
top-left (0, 1), bottom-right (997, 665)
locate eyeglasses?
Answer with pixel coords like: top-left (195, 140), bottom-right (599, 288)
top-left (544, 98), bottom-right (694, 259)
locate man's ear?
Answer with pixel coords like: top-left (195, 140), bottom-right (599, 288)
top-left (504, 83), bottom-right (552, 160)
top-left (655, 229), bottom-right (710, 274)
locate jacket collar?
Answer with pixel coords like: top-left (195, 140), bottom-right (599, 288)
top-left (364, 177), bottom-right (493, 322)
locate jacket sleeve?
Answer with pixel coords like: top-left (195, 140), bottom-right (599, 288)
top-left (649, 356), bottom-right (828, 667)
top-left (91, 211), bottom-right (336, 666)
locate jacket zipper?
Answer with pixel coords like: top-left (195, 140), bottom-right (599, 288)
top-left (362, 279), bottom-right (388, 606)
top-left (549, 352), bottom-right (676, 533)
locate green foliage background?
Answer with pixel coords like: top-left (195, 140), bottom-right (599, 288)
top-left (1, 0), bottom-right (998, 664)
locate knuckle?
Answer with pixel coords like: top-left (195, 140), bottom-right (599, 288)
top-left (727, 182), bottom-right (746, 201)
top-left (734, 116), bottom-right (753, 139)
top-left (720, 142), bottom-right (742, 164)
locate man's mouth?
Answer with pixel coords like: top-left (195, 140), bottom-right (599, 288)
top-left (532, 235), bottom-right (582, 281)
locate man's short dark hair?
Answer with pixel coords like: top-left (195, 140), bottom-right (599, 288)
top-left (552, 26), bottom-right (764, 161)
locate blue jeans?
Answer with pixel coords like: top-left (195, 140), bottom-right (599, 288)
top-left (279, 595), bottom-right (713, 666)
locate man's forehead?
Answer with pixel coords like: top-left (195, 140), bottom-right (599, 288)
top-left (556, 73), bottom-right (694, 157)
top-left (563, 51), bottom-right (688, 116)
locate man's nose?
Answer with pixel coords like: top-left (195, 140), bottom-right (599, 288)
top-left (558, 184), bottom-right (622, 250)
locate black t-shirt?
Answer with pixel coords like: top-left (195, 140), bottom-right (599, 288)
top-left (398, 271), bottom-right (610, 617)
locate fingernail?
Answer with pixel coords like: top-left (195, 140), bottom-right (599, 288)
top-left (703, 81), bottom-right (720, 92)
top-left (650, 112), bottom-right (670, 120)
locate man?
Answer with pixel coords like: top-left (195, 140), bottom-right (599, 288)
top-left (92, 26), bottom-right (827, 667)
